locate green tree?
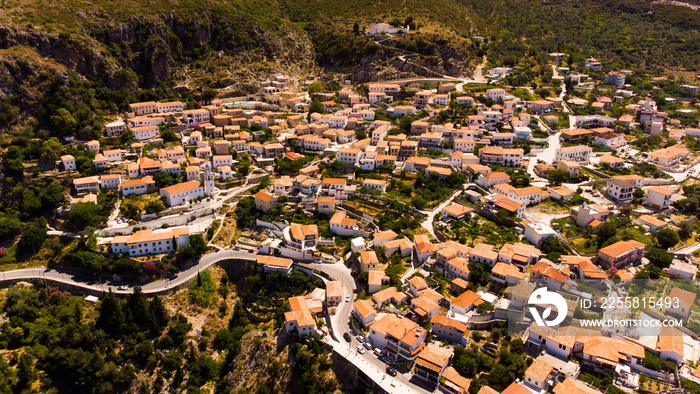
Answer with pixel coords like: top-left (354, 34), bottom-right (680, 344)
top-left (50, 108), bottom-right (78, 136)
top-left (399, 115), bottom-right (414, 132)
top-left (153, 171), bottom-right (182, 188)
top-left (144, 199), bottom-right (166, 214)
top-left (540, 236), bottom-right (567, 262)
top-left (477, 302), bottom-right (495, 313)
top-left (647, 246), bottom-right (672, 269)
top-left (67, 203), bottom-right (102, 229)
top-left (202, 88), bottom-right (218, 102)
top-left (190, 234), bottom-right (207, 255)
top-left (18, 225), bottom-right (47, 255)
top-left (355, 129), bottom-right (367, 140)
top-left (16, 352), bottom-right (35, 388)
top-left (0, 215), bottom-right (22, 242)
top-left (597, 222), bottom-right (617, 247)
top-left (547, 169), bottom-right (569, 185)
top-left (633, 187), bottom-right (645, 199)
top-left (656, 228), bottom-right (680, 249)
top-left (308, 82), bottom-right (324, 95)
top-left (96, 290), bottom-right (125, 336)
top-left (308, 99), bottom-right (323, 115)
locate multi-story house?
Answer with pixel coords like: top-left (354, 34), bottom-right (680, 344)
top-left (73, 176), bottom-right (100, 192)
top-left (129, 101), bottom-right (157, 115)
top-left (478, 147), bottom-right (524, 167)
top-left (285, 296), bottom-right (317, 337)
top-left (430, 315), bottom-right (469, 346)
top-left (337, 148), bottom-right (363, 166)
top-left (414, 347), bottom-right (450, 388)
top-left (61, 155), bottom-right (77, 171)
top-left (182, 109), bottom-right (211, 127)
top-left (105, 121), bottom-right (126, 137)
top-left (254, 189), bottom-right (278, 212)
top-left (156, 101), bottom-right (185, 113)
top-left (120, 176), bottom-right (155, 197)
top-left (132, 125), bottom-right (160, 141)
top-left (453, 138), bottom-right (476, 153)
top-left (605, 179), bottom-right (634, 202)
top-left (485, 88), bottom-right (506, 101)
top-left (597, 240), bottom-right (646, 268)
top-left (330, 211), bottom-right (359, 237)
top-left (554, 145), bottom-right (592, 163)
top-left (160, 180), bottom-right (206, 206)
top-left (475, 172), bottom-right (510, 190)
top-left (284, 223), bottom-right (318, 258)
top-left (646, 186), bottom-right (674, 210)
top-left (99, 174), bottom-right (122, 189)
top-left (111, 227), bottom-right (189, 256)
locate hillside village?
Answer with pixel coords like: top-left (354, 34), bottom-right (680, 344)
top-left (7, 22), bottom-right (700, 394)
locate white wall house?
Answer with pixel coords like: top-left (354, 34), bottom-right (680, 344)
top-left (160, 180), bottom-right (206, 206)
top-left (111, 228), bottom-right (189, 256)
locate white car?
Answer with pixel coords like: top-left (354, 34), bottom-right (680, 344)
top-left (345, 294), bottom-right (351, 302)
top-left (363, 342), bottom-right (372, 350)
top-left (374, 348), bottom-right (383, 357)
top-left (357, 345), bottom-right (366, 354)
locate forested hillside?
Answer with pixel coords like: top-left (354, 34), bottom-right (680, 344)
top-left (461, 0), bottom-right (700, 73)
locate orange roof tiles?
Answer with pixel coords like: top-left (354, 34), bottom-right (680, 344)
top-left (368, 270), bottom-right (388, 286)
top-left (525, 358), bottom-right (553, 381)
top-left (657, 327), bottom-right (684, 355)
top-left (414, 234), bottom-right (434, 254)
top-left (430, 315), bottom-right (468, 333)
top-left (443, 203), bottom-right (474, 217)
top-left (669, 287), bottom-right (696, 309)
top-left (374, 230), bottom-right (398, 241)
top-left (354, 299), bottom-right (375, 318)
top-left (289, 223), bottom-right (318, 240)
top-left (415, 347), bottom-right (450, 373)
top-left (647, 186), bottom-right (675, 196)
top-left (285, 296), bottom-right (316, 328)
top-left (553, 378), bottom-right (602, 394)
top-left (161, 180), bottom-right (202, 195)
top-left (442, 366), bottom-right (471, 392)
top-left (598, 240), bottom-right (646, 258)
top-left (502, 383), bottom-right (531, 394)
top-left (451, 290), bottom-right (482, 309)
top-left (326, 281), bottom-right (343, 299)
top-left (492, 262), bottom-right (525, 280)
top-left (256, 255), bottom-right (292, 269)
top-left (255, 189), bottom-right (275, 202)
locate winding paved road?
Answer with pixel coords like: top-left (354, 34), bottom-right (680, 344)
top-left (0, 250), bottom-right (257, 295)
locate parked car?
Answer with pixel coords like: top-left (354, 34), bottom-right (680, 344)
top-left (356, 335), bottom-right (365, 343)
top-left (363, 342), bottom-right (372, 350)
top-left (248, 248), bottom-right (255, 253)
top-left (343, 332), bottom-right (351, 342)
top-left (374, 348), bottom-right (383, 357)
top-left (386, 367), bottom-right (397, 377)
top-left (357, 345), bottom-right (366, 354)
top-left (118, 285), bottom-right (128, 290)
top-left (345, 294), bottom-right (351, 302)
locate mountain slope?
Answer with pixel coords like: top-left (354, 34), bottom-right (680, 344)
top-left (0, 0), bottom-right (482, 138)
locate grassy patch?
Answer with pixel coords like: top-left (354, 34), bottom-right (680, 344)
top-left (571, 237), bottom-right (598, 254)
top-left (122, 193), bottom-right (162, 212)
